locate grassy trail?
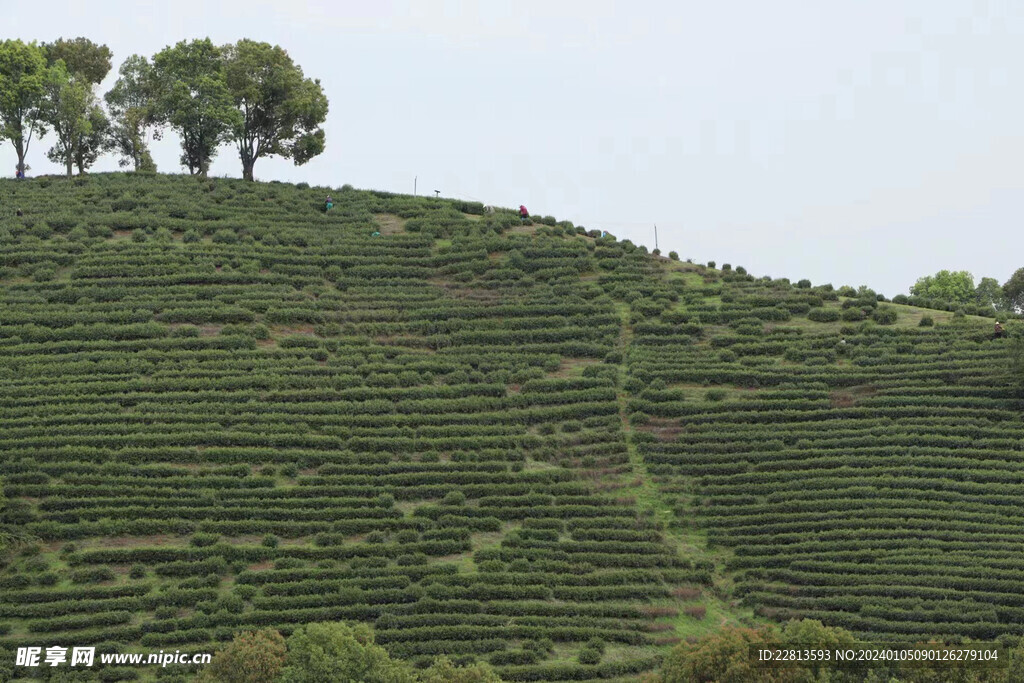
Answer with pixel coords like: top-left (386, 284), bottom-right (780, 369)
top-left (612, 302), bottom-right (761, 639)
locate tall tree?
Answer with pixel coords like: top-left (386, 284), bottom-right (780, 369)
top-left (152, 39), bottom-right (240, 177)
top-left (278, 622), bottom-right (415, 683)
top-left (975, 276), bottom-right (1007, 311)
top-left (42, 37), bottom-right (112, 85)
top-left (199, 629), bottom-right (286, 683)
top-left (0, 40), bottom-right (49, 175)
top-left (42, 39), bottom-right (112, 175)
top-left (1004, 268), bottom-right (1024, 313)
top-left (420, 657), bottom-right (503, 683)
top-left (223, 40), bottom-right (328, 181)
top-left (106, 55), bottom-right (160, 171)
top-left (40, 62), bottom-right (95, 178)
top-left (910, 270), bottom-right (975, 304)
top-left (73, 103), bottom-right (111, 174)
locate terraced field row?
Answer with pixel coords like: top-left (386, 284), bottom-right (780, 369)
top-left (625, 265), bottom-right (1020, 641)
top-left (0, 174), bottom-right (705, 680)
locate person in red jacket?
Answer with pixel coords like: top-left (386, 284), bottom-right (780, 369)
top-left (519, 205), bottom-right (529, 223)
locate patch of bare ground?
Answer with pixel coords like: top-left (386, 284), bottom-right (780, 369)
top-left (427, 278), bottom-right (502, 300)
top-left (637, 417), bottom-right (684, 440)
top-left (829, 384), bottom-right (877, 408)
top-left (506, 223), bottom-right (537, 235)
top-left (271, 325), bottom-right (317, 336)
top-left (373, 214), bottom-right (407, 235)
top-left (95, 535), bottom-right (182, 548)
top-left (550, 357), bottom-right (600, 377)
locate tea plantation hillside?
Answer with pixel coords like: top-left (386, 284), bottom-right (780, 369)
top-left (0, 173), bottom-right (1017, 681)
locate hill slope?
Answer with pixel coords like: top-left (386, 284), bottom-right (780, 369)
top-left (0, 173), bottom-right (1016, 680)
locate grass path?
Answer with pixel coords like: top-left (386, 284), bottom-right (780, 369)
top-left (611, 302), bottom-right (762, 640)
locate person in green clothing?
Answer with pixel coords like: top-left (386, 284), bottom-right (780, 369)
top-left (325, 195), bottom-right (334, 212)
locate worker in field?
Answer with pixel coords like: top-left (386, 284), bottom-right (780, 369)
top-left (15, 167), bottom-right (24, 180)
top-left (15, 208), bottom-right (23, 217)
top-left (519, 205), bottom-right (529, 223)
top-left (994, 321), bottom-right (1005, 339)
top-left (325, 195), bottom-right (334, 212)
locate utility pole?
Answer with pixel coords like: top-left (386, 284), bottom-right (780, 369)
top-left (414, 176), bottom-right (417, 196)
top-left (654, 224), bottom-right (659, 252)
top-left (434, 190), bottom-right (440, 198)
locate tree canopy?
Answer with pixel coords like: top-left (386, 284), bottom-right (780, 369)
top-left (1004, 268), bottom-right (1024, 313)
top-left (152, 39), bottom-right (241, 177)
top-left (199, 629), bottom-right (286, 683)
top-left (0, 39), bottom-right (49, 174)
top-left (975, 276), bottom-right (1007, 310)
top-left (42, 37), bottom-right (112, 85)
top-left (40, 61), bottom-right (99, 177)
top-left (278, 622), bottom-right (416, 683)
top-left (105, 54), bottom-right (160, 171)
top-left (419, 657), bottom-right (503, 683)
top-left (910, 270), bottom-right (976, 304)
top-left (223, 39), bottom-right (328, 181)
top-left (2, 36), bottom-right (330, 179)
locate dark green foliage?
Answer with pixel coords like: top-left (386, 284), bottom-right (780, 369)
top-left (0, 173), bottom-right (695, 680)
top-left (0, 172), bottom-right (1014, 679)
top-left (871, 307), bottom-right (898, 325)
top-left (807, 309), bottom-right (840, 323)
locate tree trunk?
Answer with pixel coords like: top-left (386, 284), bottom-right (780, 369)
top-left (15, 139), bottom-right (26, 176)
top-left (242, 160), bottom-right (255, 182)
top-left (65, 155), bottom-right (73, 178)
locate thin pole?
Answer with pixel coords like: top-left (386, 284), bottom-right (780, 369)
top-left (654, 224), bottom-right (659, 252)
top-left (414, 176), bottom-right (417, 196)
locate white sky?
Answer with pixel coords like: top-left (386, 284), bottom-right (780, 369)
top-left (3, 1), bottom-right (1022, 296)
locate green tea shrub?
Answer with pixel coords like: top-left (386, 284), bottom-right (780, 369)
top-left (871, 307), bottom-right (898, 325)
top-left (807, 309), bottom-right (841, 323)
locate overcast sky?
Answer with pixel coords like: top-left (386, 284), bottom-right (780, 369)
top-left (4, 1), bottom-right (1021, 296)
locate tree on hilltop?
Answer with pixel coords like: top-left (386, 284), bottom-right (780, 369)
top-left (37, 38), bottom-right (113, 177)
top-left (106, 55), bottom-right (161, 172)
top-left (910, 270), bottom-right (975, 304)
top-left (42, 37), bottom-right (112, 85)
top-left (0, 39), bottom-right (49, 175)
top-left (975, 276), bottom-right (1007, 311)
top-left (223, 39), bottom-right (328, 181)
top-left (40, 61), bottom-right (98, 177)
top-left (1004, 268), bottom-right (1024, 313)
top-left (39, 37), bottom-right (113, 176)
top-left (152, 39), bottom-right (240, 177)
